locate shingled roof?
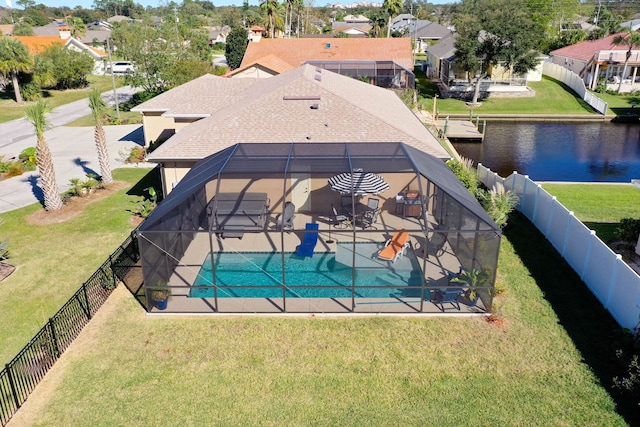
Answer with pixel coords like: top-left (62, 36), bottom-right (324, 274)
top-left (550, 33), bottom-right (631, 62)
top-left (146, 64), bottom-right (448, 162)
top-left (10, 36), bottom-right (63, 54)
top-left (239, 38), bottom-right (414, 71)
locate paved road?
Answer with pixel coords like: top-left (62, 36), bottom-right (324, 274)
top-left (0, 86), bottom-right (148, 213)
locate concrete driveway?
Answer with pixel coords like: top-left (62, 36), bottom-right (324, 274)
top-left (0, 86), bottom-right (147, 213)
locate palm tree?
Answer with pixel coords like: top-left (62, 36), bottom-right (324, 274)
top-left (24, 100), bottom-right (64, 211)
top-left (68, 17), bottom-right (87, 39)
top-left (261, 0), bottom-right (279, 39)
top-left (88, 88), bottom-right (113, 184)
top-left (383, 0), bottom-right (402, 38)
top-left (612, 30), bottom-right (640, 94)
top-left (0, 37), bottom-right (34, 104)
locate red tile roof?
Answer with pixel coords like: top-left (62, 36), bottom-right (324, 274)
top-left (10, 36), bottom-right (63, 54)
top-left (240, 38), bottom-right (414, 71)
top-left (550, 33), bottom-right (629, 62)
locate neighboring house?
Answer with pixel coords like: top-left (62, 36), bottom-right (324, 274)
top-left (560, 19), bottom-right (597, 32)
top-left (10, 36), bottom-right (64, 54)
top-left (342, 14), bottom-right (371, 24)
top-left (228, 38), bottom-right (415, 89)
top-left (86, 20), bottom-right (113, 31)
top-left (412, 20), bottom-right (452, 53)
top-left (620, 19), bottom-right (640, 32)
top-left (64, 37), bottom-right (107, 74)
top-left (331, 22), bottom-right (371, 37)
top-left (249, 25), bottom-right (266, 43)
top-left (133, 64), bottom-right (448, 195)
top-left (205, 26), bottom-right (230, 45)
top-left (11, 36), bottom-right (106, 74)
top-left (107, 15), bottom-right (135, 24)
top-left (424, 33), bottom-right (456, 80)
top-left (550, 33), bottom-right (640, 90)
top-left (33, 21), bottom-right (71, 39)
top-left (390, 14), bottom-right (414, 33)
top-left (79, 29), bottom-right (112, 47)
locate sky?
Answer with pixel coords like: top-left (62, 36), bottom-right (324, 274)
top-left (16, 0), bottom-right (454, 11)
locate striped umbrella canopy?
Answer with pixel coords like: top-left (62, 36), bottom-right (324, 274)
top-left (328, 171), bottom-right (390, 196)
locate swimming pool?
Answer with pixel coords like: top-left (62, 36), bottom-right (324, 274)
top-left (189, 243), bottom-right (425, 299)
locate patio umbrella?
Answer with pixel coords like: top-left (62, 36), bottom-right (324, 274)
top-left (328, 170), bottom-right (390, 196)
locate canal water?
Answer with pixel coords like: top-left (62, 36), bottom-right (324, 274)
top-left (452, 121), bottom-right (640, 182)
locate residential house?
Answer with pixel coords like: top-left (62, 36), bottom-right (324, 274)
top-left (390, 14), bottom-right (414, 33)
top-left (205, 26), bottom-right (230, 45)
top-left (0, 24), bottom-right (13, 36)
top-left (33, 21), bottom-right (71, 39)
top-left (10, 36), bottom-right (64, 55)
top-left (133, 64), bottom-right (448, 195)
top-left (550, 33), bottom-right (640, 90)
top-left (620, 19), bottom-right (640, 32)
top-left (64, 37), bottom-right (107, 74)
top-left (330, 21), bottom-right (371, 37)
top-left (228, 38), bottom-right (415, 89)
top-left (412, 20), bottom-right (452, 53)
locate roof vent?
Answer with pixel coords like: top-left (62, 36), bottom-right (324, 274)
top-left (325, 43), bottom-right (331, 48)
top-left (283, 95), bottom-right (321, 101)
top-left (310, 104), bottom-right (319, 110)
top-left (314, 74), bottom-right (322, 82)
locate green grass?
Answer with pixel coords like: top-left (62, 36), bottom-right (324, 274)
top-left (4, 182), bottom-right (637, 424)
top-left (0, 76), bottom-right (124, 123)
top-left (541, 183), bottom-right (640, 242)
top-left (65, 109), bottom-right (142, 127)
top-left (0, 167), bottom-right (156, 364)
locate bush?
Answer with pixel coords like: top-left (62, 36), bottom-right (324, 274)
top-left (447, 157), bottom-right (479, 195)
top-left (479, 184), bottom-right (520, 229)
top-left (19, 147), bottom-right (37, 168)
top-left (121, 89), bottom-right (164, 112)
top-left (615, 218), bottom-right (640, 242)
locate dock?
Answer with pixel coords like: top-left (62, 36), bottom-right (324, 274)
top-left (435, 117), bottom-right (485, 141)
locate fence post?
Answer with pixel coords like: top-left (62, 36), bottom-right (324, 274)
top-left (5, 363), bottom-right (21, 410)
top-left (531, 184), bottom-right (541, 223)
top-left (521, 176), bottom-right (529, 214)
top-left (82, 282), bottom-right (92, 320)
top-left (48, 318), bottom-right (60, 358)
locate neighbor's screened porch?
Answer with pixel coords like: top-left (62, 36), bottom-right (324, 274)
top-left (137, 142), bottom-right (501, 314)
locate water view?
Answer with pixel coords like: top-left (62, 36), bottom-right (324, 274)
top-left (452, 121), bottom-right (640, 182)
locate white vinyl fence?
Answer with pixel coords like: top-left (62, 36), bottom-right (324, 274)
top-left (478, 164), bottom-right (640, 331)
top-left (542, 62), bottom-right (608, 115)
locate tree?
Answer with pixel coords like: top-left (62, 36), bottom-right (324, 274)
top-left (24, 100), bottom-right (64, 211)
top-left (0, 37), bottom-right (34, 104)
top-left (452, 0), bottom-right (542, 105)
top-left (88, 88), bottom-right (113, 185)
top-left (612, 30), bottom-right (640, 94)
top-left (39, 45), bottom-right (93, 89)
top-left (12, 22), bottom-right (34, 36)
top-left (383, 0), bottom-right (402, 38)
top-left (225, 27), bottom-right (248, 70)
top-left (68, 17), bottom-right (87, 39)
top-left (261, 0), bottom-right (279, 38)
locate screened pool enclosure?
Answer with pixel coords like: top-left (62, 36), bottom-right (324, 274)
top-left (138, 142), bottom-right (501, 314)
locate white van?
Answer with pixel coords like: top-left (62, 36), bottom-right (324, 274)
top-left (108, 61), bottom-right (134, 74)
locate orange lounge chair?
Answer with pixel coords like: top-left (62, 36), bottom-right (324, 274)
top-left (377, 229), bottom-right (410, 263)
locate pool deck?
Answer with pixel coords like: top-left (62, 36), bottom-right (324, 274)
top-left (155, 209), bottom-right (487, 315)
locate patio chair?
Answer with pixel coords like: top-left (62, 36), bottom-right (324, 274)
top-left (332, 206), bottom-right (350, 229)
top-left (296, 223), bottom-right (319, 257)
top-left (367, 197), bottom-right (379, 210)
top-left (432, 287), bottom-right (464, 311)
top-left (360, 208), bottom-right (379, 230)
top-left (276, 201), bottom-right (296, 230)
top-left (377, 229), bottom-right (410, 263)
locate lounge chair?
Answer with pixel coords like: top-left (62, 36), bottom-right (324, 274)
top-left (276, 201), bottom-right (295, 230)
top-left (332, 206), bottom-right (350, 229)
top-left (296, 223), bottom-right (319, 257)
top-left (377, 229), bottom-right (410, 263)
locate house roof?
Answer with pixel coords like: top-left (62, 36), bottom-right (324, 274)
top-left (550, 33), bottom-right (632, 62)
top-left (620, 19), bottom-right (640, 32)
top-left (227, 54), bottom-right (296, 77)
top-left (10, 36), bottom-right (64, 54)
top-left (33, 22), bottom-right (64, 37)
top-left (425, 33), bottom-right (456, 59)
top-left (64, 37), bottom-right (106, 58)
top-left (414, 21), bottom-right (452, 40)
top-left (79, 30), bottom-right (111, 45)
top-left (239, 38), bottom-right (414, 71)
top-left (145, 64), bottom-right (449, 162)
top-left (0, 25), bottom-right (13, 36)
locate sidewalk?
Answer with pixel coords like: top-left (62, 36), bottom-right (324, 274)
top-left (0, 87), bottom-right (147, 213)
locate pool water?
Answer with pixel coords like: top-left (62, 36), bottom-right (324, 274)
top-left (189, 249), bottom-right (425, 299)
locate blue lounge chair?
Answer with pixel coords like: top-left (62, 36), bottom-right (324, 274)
top-left (296, 223), bottom-right (319, 257)
top-left (433, 287), bottom-right (464, 311)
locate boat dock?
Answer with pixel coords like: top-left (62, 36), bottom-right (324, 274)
top-left (435, 117), bottom-right (485, 142)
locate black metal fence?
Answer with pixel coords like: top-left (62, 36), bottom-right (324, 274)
top-left (0, 231), bottom-right (140, 426)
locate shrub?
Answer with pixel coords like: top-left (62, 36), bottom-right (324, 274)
top-left (134, 186), bottom-right (158, 218)
top-left (615, 218), bottom-right (640, 242)
top-left (479, 184), bottom-right (520, 229)
top-left (19, 147), bottom-right (37, 168)
top-left (121, 146), bottom-right (147, 163)
top-left (6, 164), bottom-right (25, 177)
top-left (447, 156), bottom-right (479, 195)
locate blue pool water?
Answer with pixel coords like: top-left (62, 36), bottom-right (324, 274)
top-left (189, 249), bottom-right (425, 299)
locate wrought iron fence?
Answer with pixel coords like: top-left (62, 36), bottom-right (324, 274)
top-left (0, 230), bottom-right (140, 426)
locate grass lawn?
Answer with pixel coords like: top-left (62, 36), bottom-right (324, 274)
top-left (415, 69), bottom-right (640, 117)
top-left (3, 181), bottom-right (637, 424)
top-left (0, 167), bottom-right (156, 364)
top-left (64, 109), bottom-right (142, 127)
top-left (541, 183), bottom-right (640, 242)
top-left (0, 76), bottom-right (124, 123)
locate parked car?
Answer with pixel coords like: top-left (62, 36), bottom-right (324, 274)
top-left (108, 61), bottom-right (135, 74)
